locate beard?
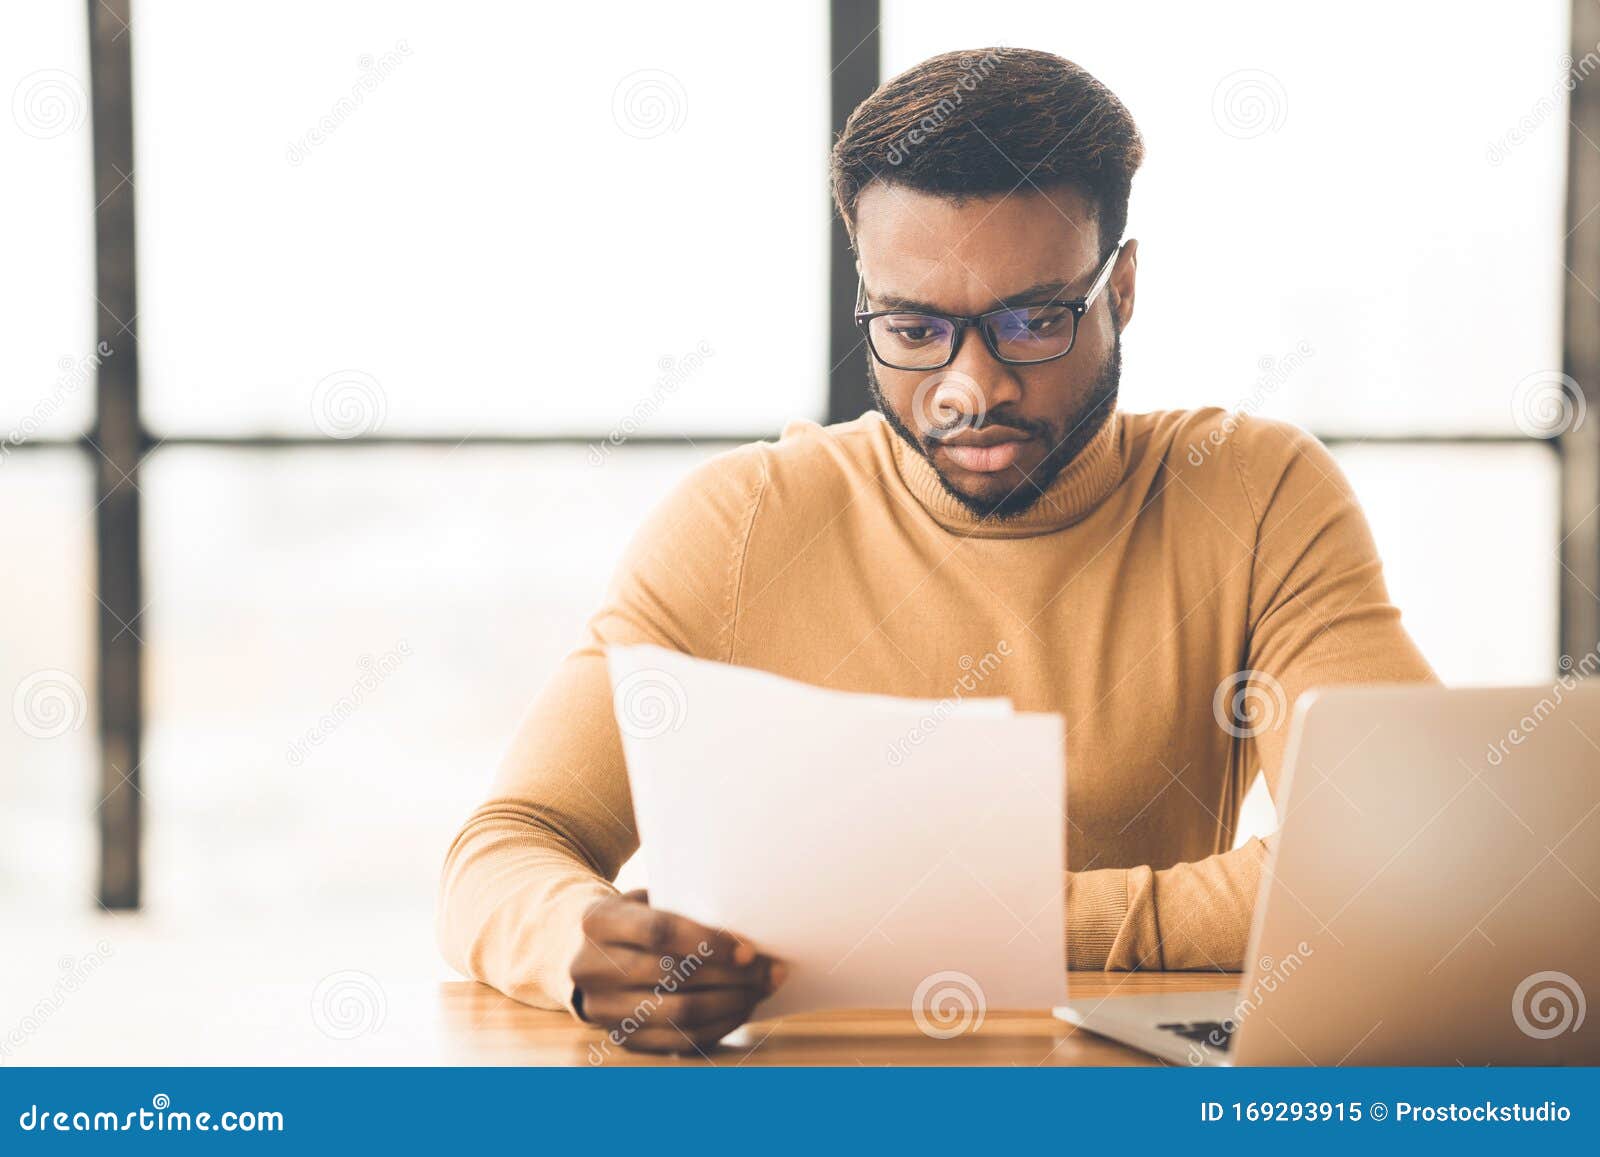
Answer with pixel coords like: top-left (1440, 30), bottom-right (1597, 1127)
top-left (868, 329), bottom-right (1122, 521)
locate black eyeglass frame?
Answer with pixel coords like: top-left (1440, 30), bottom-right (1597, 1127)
top-left (853, 242), bottom-right (1125, 370)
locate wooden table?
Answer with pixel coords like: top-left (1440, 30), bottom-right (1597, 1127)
top-left (439, 972), bottom-right (1239, 1066)
top-left (0, 918), bottom-right (1236, 1065)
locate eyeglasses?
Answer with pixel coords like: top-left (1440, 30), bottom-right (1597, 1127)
top-left (854, 243), bottom-right (1123, 371)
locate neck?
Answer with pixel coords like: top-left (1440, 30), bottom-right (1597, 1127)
top-left (890, 406), bottom-right (1126, 538)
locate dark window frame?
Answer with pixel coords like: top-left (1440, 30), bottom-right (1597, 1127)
top-left (13, 0), bottom-right (1591, 908)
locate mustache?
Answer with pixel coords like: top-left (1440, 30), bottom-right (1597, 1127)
top-left (924, 407), bottom-right (1051, 442)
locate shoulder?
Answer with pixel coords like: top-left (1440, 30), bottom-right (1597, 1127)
top-left (1122, 408), bottom-right (1351, 522)
top-left (758, 411), bottom-right (895, 485)
top-left (628, 412), bottom-right (891, 554)
top-left (692, 411), bottom-right (896, 532)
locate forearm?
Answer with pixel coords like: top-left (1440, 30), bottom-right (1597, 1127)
top-left (435, 445), bottom-right (776, 1012)
top-left (437, 800), bottom-right (619, 1011)
top-left (1066, 837), bottom-right (1268, 971)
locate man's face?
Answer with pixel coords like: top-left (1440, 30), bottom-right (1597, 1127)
top-left (854, 183), bottom-right (1138, 519)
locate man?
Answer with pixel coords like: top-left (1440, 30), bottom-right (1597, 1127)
top-left (437, 47), bottom-right (1434, 1053)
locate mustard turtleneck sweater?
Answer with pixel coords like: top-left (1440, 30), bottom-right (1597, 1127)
top-left (437, 407), bottom-right (1435, 1011)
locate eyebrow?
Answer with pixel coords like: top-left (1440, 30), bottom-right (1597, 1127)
top-left (866, 279), bottom-right (1075, 314)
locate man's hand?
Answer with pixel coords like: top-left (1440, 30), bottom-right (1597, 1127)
top-left (573, 889), bottom-right (787, 1054)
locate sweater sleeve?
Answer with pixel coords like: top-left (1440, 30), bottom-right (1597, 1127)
top-left (435, 448), bottom-right (767, 1011)
top-left (1068, 420), bottom-right (1437, 970)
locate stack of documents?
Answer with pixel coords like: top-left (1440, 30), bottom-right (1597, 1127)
top-left (607, 644), bottom-right (1068, 1020)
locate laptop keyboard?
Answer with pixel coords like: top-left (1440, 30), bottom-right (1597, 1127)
top-left (1157, 1021), bottom-right (1235, 1050)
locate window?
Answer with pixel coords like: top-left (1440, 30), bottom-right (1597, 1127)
top-left (882, 0), bottom-right (1571, 686)
top-left (2, 0), bottom-right (97, 914)
top-left (129, 0), bottom-right (828, 919)
top-left (5, 1), bottom-right (1592, 919)
top-left (132, 0), bottom-right (829, 437)
top-left (0, 0), bottom-right (95, 440)
top-left (141, 445), bottom-right (718, 916)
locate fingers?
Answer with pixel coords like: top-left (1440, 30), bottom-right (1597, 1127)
top-left (572, 942), bottom-right (779, 994)
top-left (587, 898), bottom-right (757, 966)
top-left (575, 895), bottom-right (789, 1054)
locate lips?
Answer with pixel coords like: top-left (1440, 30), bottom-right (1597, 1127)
top-left (933, 428), bottom-right (1033, 474)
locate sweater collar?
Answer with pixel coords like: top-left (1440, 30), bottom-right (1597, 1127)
top-left (888, 408), bottom-right (1126, 538)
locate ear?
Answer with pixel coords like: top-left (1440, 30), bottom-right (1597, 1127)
top-left (1108, 239), bottom-right (1138, 329)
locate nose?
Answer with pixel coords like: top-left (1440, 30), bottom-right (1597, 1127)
top-left (944, 324), bottom-right (1023, 421)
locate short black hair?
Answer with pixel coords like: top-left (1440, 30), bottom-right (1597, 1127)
top-left (831, 47), bottom-right (1145, 257)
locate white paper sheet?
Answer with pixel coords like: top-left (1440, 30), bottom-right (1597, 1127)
top-left (607, 644), bottom-right (1068, 1020)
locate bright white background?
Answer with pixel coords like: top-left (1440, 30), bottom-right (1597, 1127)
top-left (0, 1), bottom-right (1573, 978)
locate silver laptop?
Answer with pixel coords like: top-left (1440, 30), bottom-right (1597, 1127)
top-left (1055, 683), bottom-right (1600, 1065)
